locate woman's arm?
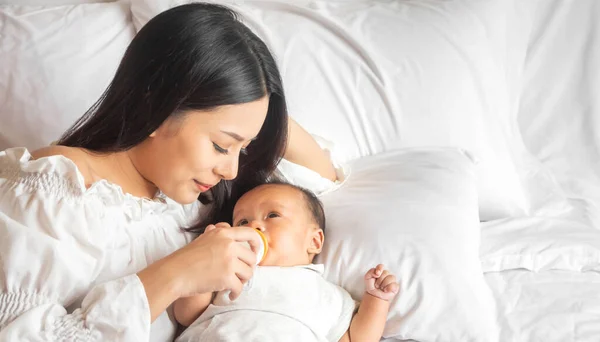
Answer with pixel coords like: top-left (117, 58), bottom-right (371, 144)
top-left (173, 293), bottom-right (213, 327)
top-left (0, 210), bottom-right (259, 341)
top-left (284, 118), bottom-right (337, 181)
top-left (137, 258), bottom-right (185, 322)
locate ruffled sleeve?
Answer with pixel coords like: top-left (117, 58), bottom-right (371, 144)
top-left (0, 275), bottom-right (150, 341)
top-left (0, 148), bottom-right (164, 341)
top-left (275, 135), bottom-right (348, 196)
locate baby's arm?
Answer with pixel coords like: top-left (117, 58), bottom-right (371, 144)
top-left (339, 264), bottom-right (399, 342)
top-left (173, 292), bottom-right (213, 327)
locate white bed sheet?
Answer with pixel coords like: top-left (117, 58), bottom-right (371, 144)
top-left (485, 269), bottom-right (600, 342)
top-left (517, 0), bottom-right (600, 209)
top-left (383, 269), bottom-right (600, 342)
top-left (477, 209), bottom-right (600, 342)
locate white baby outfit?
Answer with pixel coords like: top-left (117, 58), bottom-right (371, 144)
top-left (177, 264), bottom-right (357, 342)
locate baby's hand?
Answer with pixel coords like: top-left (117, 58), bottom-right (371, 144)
top-left (364, 264), bottom-right (399, 302)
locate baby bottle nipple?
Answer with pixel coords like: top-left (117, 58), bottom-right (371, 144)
top-left (253, 228), bottom-right (268, 265)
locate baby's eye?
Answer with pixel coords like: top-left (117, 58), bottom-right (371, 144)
top-left (237, 219), bottom-right (249, 226)
top-left (267, 212), bottom-right (279, 219)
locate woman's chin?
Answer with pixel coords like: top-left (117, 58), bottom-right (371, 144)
top-left (164, 190), bottom-right (200, 205)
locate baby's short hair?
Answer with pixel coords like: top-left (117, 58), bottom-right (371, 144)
top-left (259, 180), bottom-right (326, 232)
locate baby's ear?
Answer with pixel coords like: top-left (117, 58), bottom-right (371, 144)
top-left (307, 226), bottom-right (324, 255)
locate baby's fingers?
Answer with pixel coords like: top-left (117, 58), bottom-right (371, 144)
top-left (384, 282), bottom-right (400, 295)
top-left (375, 270), bottom-right (390, 288)
top-left (366, 264), bottom-right (385, 279)
top-left (364, 267), bottom-right (379, 280)
top-left (380, 275), bottom-right (399, 291)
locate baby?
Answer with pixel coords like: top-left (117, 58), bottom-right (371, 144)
top-left (174, 182), bottom-right (399, 342)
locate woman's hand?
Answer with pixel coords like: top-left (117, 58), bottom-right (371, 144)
top-left (173, 224), bottom-right (260, 297)
top-left (137, 224), bottom-right (261, 321)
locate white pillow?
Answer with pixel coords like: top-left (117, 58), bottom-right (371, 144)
top-left (317, 148), bottom-right (498, 341)
top-left (480, 217), bottom-right (600, 273)
top-left (0, 2), bottom-right (134, 151)
top-left (129, 0), bottom-right (531, 221)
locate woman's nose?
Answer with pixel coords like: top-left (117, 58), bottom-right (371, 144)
top-left (216, 155), bottom-right (239, 181)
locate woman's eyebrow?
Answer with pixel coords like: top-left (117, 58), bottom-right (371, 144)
top-left (221, 130), bottom-right (257, 142)
top-left (221, 130), bottom-right (244, 142)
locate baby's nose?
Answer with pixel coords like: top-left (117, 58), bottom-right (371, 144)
top-left (249, 220), bottom-right (265, 231)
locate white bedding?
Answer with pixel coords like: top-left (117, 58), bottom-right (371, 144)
top-left (381, 269), bottom-right (600, 342)
top-left (0, 0), bottom-right (599, 341)
top-left (485, 270), bottom-right (600, 342)
top-left (483, 2), bottom-right (600, 340)
top-left (517, 0), bottom-right (600, 209)
top-left (383, 266), bottom-right (600, 342)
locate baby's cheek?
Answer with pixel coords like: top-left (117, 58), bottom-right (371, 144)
top-left (265, 237), bottom-right (285, 255)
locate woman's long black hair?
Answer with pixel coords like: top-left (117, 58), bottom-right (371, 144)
top-left (59, 3), bottom-right (288, 232)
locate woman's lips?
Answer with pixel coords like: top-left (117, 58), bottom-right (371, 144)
top-left (194, 180), bottom-right (213, 192)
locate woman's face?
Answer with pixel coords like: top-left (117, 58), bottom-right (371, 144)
top-left (132, 96), bottom-right (269, 204)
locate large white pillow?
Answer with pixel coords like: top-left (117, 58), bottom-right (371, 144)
top-left (0, 2), bottom-right (134, 150)
top-left (317, 148), bottom-right (499, 341)
top-left (129, 0), bottom-right (533, 221)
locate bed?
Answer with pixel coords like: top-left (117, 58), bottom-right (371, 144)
top-left (1, 0), bottom-right (598, 341)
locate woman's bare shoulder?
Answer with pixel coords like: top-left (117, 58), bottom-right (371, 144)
top-left (31, 145), bottom-right (89, 162)
top-left (30, 146), bottom-right (95, 182)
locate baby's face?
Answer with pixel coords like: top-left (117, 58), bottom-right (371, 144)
top-left (232, 184), bottom-right (323, 267)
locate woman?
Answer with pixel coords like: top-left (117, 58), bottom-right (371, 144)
top-left (0, 3), bottom-right (340, 341)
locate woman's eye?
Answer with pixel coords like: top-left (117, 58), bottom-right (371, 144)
top-left (213, 143), bottom-right (228, 155)
top-left (267, 212), bottom-right (279, 219)
top-left (237, 219), bottom-right (248, 226)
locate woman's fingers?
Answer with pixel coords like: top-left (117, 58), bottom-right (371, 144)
top-left (204, 222), bottom-right (230, 233)
top-left (183, 225), bottom-right (261, 299)
top-left (227, 261), bottom-right (254, 301)
top-left (228, 226), bottom-right (262, 254)
top-left (228, 276), bottom-right (244, 301)
top-left (235, 241), bottom-right (258, 267)
top-left (215, 222), bottom-right (231, 229)
top-left (234, 258), bottom-right (254, 284)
